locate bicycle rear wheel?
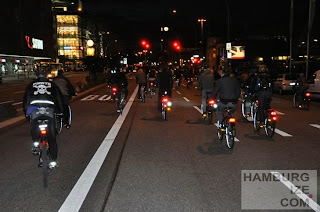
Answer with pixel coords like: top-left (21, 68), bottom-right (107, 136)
top-left (162, 109), bottom-right (167, 120)
top-left (304, 99), bottom-right (310, 111)
top-left (265, 118), bottom-right (276, 137)
top-left (41, 144), bottom-right (49, 188)
top-left (55, 115), bottom-right (63, 134)
top-left (293, 92), bottom-right (298, 108)
top-left (67, 106), bottom-right (72, 127)
top-left (226, 125), bottom-right (235, 149)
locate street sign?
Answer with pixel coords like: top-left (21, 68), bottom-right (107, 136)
top-left (226, 42), bottom-right (231, 50)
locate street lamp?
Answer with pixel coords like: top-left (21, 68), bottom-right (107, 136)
top-left (198, 18), bottom-right (206, 57)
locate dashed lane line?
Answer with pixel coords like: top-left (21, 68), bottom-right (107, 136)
top-left (193, 106), bottom-right (240, 142)
top-left (183, 97), bottom-right (190, 102)
top-left (58, 86), bottom-right (139, 212)
top-left (275, 110), bottom-right (285, 115)
top-left (274, 129), bottom-right (292, 137)
top-left (310, 124), bottom-right (320, 129)
top-left (176, 91), bottom-right (181, 95)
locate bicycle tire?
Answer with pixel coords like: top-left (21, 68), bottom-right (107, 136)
top-left (55, 115), bottom-right (63, 134)
top-left (241, 101), bottom-right (247, 120)
top-left (208, 112), bottom-right (213, 124)
top-left (265, 118), bottom-right (276, 137)
top-left (225, 125), bottom-right (235, 149)
top-left (162, 109), bottom-right (167, 120)
top-left (41, 145), bottom-right (49, 188)
top-left (253, 110), bottom-right (261, 131)
top-left (293, 92), bottom-right (298, 108)
top-left (304, 99), bottom-right (310, 111)
top-left (67, 106), bottom-right (72, 127)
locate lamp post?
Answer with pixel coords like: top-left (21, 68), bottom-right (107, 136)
top-left (198, 18), bottom-right (206, 57)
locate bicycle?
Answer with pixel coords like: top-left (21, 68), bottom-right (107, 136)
top-left (118, 90), bottom-right (126, 114)
top-left (55, 105), bottom-right (72, 134)
top-left (148, 81), bottom-right (156, 97)
top-left (253, 103), bottom-right (277, 137)
top-left (217, 106), bottom-right (236, 149)
top-left (241, 92), bottom-right (258, 122)
top-left (202, 93), bottom-right (216, 124)
top-left (161, 91), bottom-right (172, 120)
top-left (139, 84), bottom-right (146, 103)
top-left (293, 90), bottom-right (311, 110)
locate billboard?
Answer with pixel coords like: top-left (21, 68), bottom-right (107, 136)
top-left (227, 46), bottom-right (245, 59)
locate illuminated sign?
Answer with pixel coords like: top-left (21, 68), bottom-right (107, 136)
top-left (227, 46), bottom-right (245, 59)
top-left (25, 36), bottom-right (43, 50)
top-left (63, 46), bottom-right (78, 50)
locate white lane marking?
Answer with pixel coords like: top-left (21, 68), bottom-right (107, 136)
top-left (58, 86), bottom-right (139, 212)
top-left (193, 106), bottom-right (202, 113)
top-left (14, 91), bottom-right (25, 94)
top-left (81, 95), bottom-right (99, 101)
top-left (176, 91), bottom-right (181, 95)
top-left (98, 95), bottom-right (111, 101)
top-left (183, 97), bottom-right (190, 102)
top-left (310, 124), bottom-right (320, 129)
top-left (12, 102), bottom-right (22, 106)
top-left (0, 116), bottom-right (25, 129)
top-left (193, 106), bottom-right (240, 142)
top-left (275, 110), bottom-right (285, 115)
top-left (0, 100), bottom-right (14, 105)
top-left (275, 129), bottom-right (292, 137)
top-left (271, 172), bottom-right (320, 212)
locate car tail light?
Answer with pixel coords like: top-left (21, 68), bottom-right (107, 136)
top-left (305, 92), bottom-right (311, 97)
top-left (229, 117), bottom-right (236, 123)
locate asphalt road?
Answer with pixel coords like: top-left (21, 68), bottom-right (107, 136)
top-left (0, 75), bottom-right (320, 212)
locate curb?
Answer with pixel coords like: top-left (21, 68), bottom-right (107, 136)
top-left (0, 83), bottom-right (107, 133)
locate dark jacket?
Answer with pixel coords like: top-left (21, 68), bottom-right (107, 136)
top-left (197, 69), bottom-right (215, 90)
top-left (156, 68), bottom-right (173, 90)
top-left (108, 72), bottom-right (128, 88)
top-left (23, 77), bottom-right (64, 115)
top-left (136, 71), bottom-right (147, 84)
top-left (53, 74), bottom-right (76, 98)
top-left (212, 75), bottom-right (241, 103)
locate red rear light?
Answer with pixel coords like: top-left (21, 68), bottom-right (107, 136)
top-left (271, 111), bottom-right (277, 116)
top-left (305, 92), bottom-right (311, 97)
top-left (150, 82), bottom-right (153, 86)
top-left (256, 100), bottom-right (259, 105)
top-left (40, 130), bottom-right (47, 135)
top-left (208, 100), bottom-right (215, 105)
top-left (282, 82), bottom-right (286, 85)
top-left (162, 98), bottom-right (168, 103)
top-left (112, 87), bottom-right (117, 92)
top-left (272, 116), bottom-right (277, 121)
top-left (229, 117), bottom-right (236, 123)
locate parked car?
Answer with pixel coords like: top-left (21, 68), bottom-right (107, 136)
top-left (307, 70), bottom-right (320, 99)
top-left (273, 73), bottom-right (299, 95)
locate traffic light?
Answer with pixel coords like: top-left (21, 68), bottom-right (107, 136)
top-left (172, 41), bottom-right (181, 51)
top-left (140, 40), bottom-right (150, 50)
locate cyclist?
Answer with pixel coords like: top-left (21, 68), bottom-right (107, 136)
top-left (23, 69), bottom-right (63, 169)
top-left (156, 65), bottom-right (173, 111)
top-left (296, 73), bottom-right (309, 106)
top-left (53, 69), bottom-right (76, 128)
top-left (249, 67), bottom-right (272, 125)
top-left (136, 68), bottom-right (148, 99)
top-left (197, 66), bottom-right (215, 115)
top-left (212, 69), bottom-right (241, 128)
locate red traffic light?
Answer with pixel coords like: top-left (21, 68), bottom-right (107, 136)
top-left (172, 41), bottom-right (181, 51)
top-left (145, 44), bottom-right (150, 49)
top-left (141, 40), bottom-right (147, 46)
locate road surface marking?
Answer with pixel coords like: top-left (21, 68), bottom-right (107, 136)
top-left (0, 116), bottom-right (25, 129)
top-left (275, 129), bottom-right (292, 137)
top-left (14, 91), bottom-right (25, 94)
top-left (176, 91), bottom-right (181, 95)
top-left (98, 95), bottom-right (111, 101)
top-left (0, 100), bottom-right (14, 105)
top-left (58, 86), bottom-right (139, 212)
top-left (193, 106), bottom-right (240, 142)
top-left (183, 97), bottom-right (190, 102)
top-left (271, 171), bottom-right (320, 212)
top-left (81, 95), bottom-right (99, 101)
top-left (275, 110), bottom-right (285, 115)
top-left (12, 102), bottom-right (22, 106)
top-left (310, 124), bottom-right (320, 129)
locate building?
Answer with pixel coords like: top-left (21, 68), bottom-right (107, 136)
top-left (0, 0), bottom-right (54, 76)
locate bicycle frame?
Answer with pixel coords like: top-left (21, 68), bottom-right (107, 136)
top-left (38, 119), bottom-right (50, 187)
top-left (218, 108), bottom-right (236, 149)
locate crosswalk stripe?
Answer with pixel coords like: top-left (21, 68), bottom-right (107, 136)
top-left (81, 95), bottom-right (99, 101)
top-left (98, 95), bottom-right (111, 101)
top-left (310, 124), bottom-right (320, 129)
top-left (274, 129), bottom-right (292, 137)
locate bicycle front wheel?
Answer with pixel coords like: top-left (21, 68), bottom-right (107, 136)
top-left (253, 110), bottom-right (261, 131)
top-left (41, 145), bottom-right (49, 188)
top-left (225, 125), bottom-right (235, 149)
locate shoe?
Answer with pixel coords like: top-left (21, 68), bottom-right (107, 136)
top-left (32, 142), bottom-right (40, 155)
top-left (117, 109), bottom-right (121, 113)
top-left (38, 158), bottom-right (43, 167)
top-left (49, 161), bottom-right (58, 170)
top-left (65, 124), bottom-right (70, 129)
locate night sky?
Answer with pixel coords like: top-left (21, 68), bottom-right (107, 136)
top-left (82, 0), bottom-right (318, 49)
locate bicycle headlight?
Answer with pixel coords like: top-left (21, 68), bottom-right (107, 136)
top-left (167, 101), bottom-right (172, 107)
